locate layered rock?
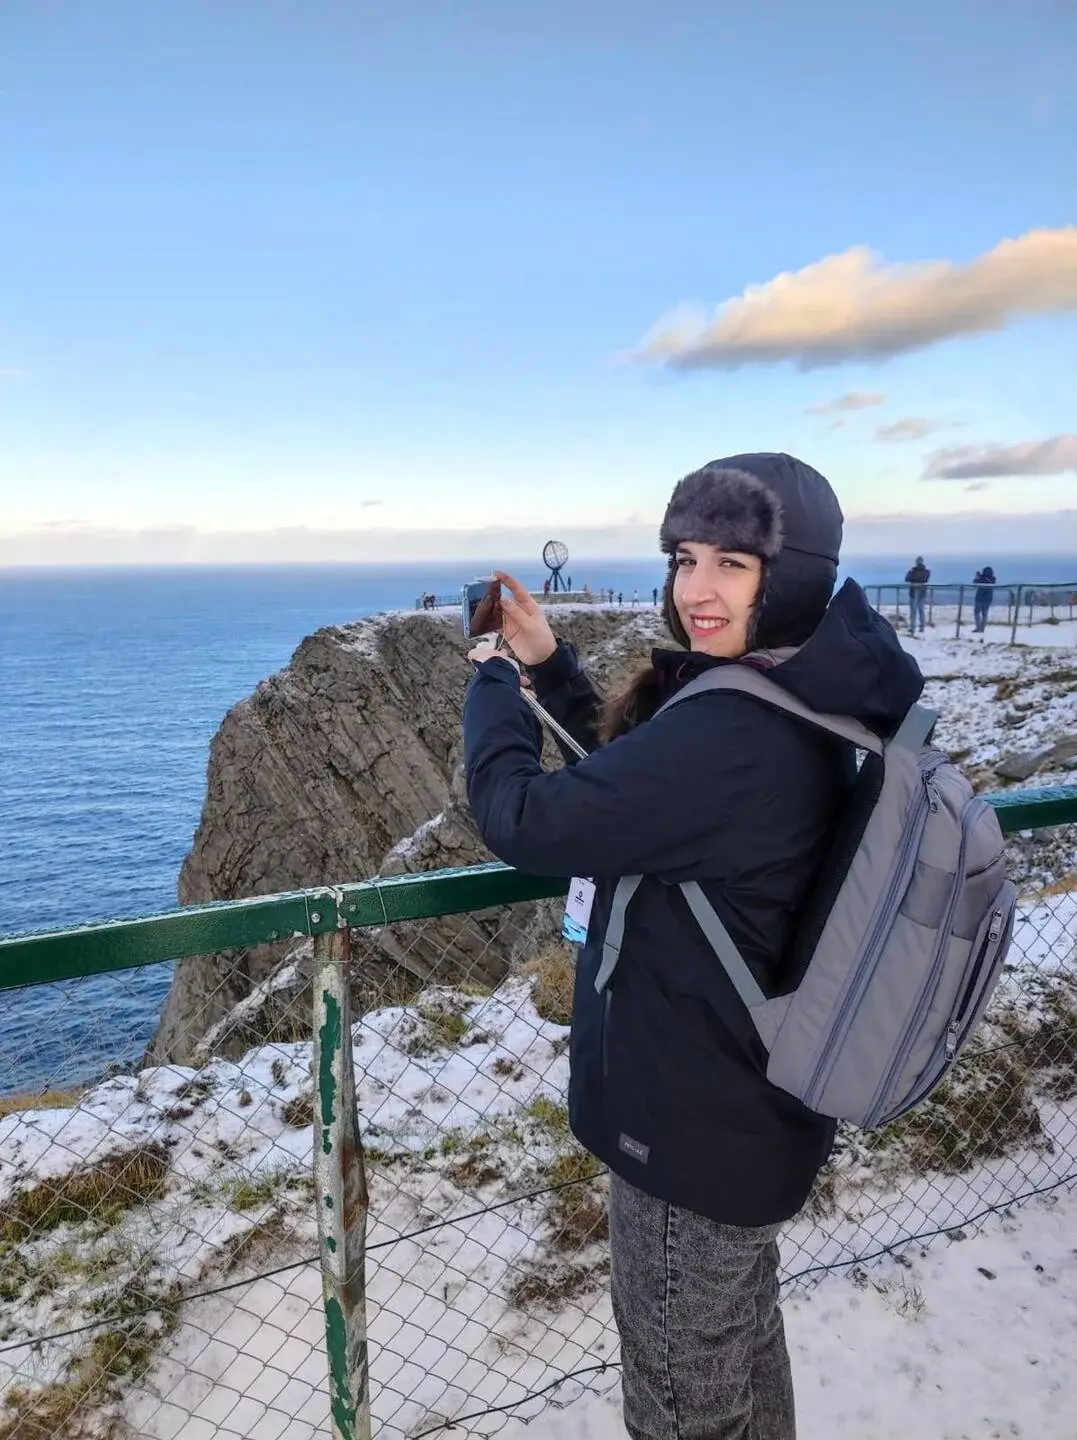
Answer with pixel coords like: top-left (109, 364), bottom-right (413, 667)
top-left (148, 604), bottom-right (669, 1063)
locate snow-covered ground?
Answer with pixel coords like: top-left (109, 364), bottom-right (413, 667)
top-left (2, 901), bottom-right (1075, 1438)
top-left (501, 1186), bottom-right (1077, 1440)
top-left (1, 624), bottom-right (1075, 1438)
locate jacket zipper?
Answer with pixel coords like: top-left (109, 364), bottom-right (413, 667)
top-left (803, 757), bottom-right (939, 1109)
top-left (601, 988), bottom-right (612, 1078)
top-left (863, 800), bottom-right (987, 1126)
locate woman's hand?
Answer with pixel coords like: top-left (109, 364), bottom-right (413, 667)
top-left (494, 571), bottom-right (557, 667)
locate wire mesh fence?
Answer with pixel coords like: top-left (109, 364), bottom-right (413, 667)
top-left (0, 954), bottom-right (328, 1439)
top-left (1, 827), bottom-right (1075, 1438)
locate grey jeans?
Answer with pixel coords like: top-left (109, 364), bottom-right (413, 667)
top-left (609, 1175), bottom-right (795, 1440)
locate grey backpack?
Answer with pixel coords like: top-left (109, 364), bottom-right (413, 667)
top-left (595, 666), bottom-right (1017, 1130)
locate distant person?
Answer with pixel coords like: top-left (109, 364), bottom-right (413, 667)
top-left (972, 566), bottom-right (996, 634)
top-left (652, 586), bottom-right (658, 606)
top-left (617, 590), bottom-right (623, 605)
top-left (631, 588), bottom-right (638, 607)
top-left (543, 577), bottom-right (551, 597)
top-left (567, 575), bottom-right (573, 591)
top-left (904, 556), bottom-right (930, 634)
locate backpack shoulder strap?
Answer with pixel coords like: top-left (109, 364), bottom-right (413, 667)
top-left (657, 665), bottom-right (886, 754)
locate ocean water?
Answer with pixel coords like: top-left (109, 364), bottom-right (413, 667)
top-left (2, 553), bottom-right (1075, 1095)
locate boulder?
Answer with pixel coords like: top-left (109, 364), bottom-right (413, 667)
top-left (994, 736), bottom-right (1077, 783)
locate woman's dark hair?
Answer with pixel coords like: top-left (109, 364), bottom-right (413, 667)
top-left (600, 664), bottom-right (668, 743)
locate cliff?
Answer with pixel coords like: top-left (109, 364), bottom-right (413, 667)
top-left (147, 603), bottom-right (670, 1064)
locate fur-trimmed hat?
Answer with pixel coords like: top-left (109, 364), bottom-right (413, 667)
top-left (658, 452), bottom-right (843, 650)
top-left (659, 466), bottom-right (784, 560)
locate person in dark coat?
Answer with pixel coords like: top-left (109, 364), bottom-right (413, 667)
top-left (973, 565), bottom-right (996, 633)
top-left (904, 556), bottom-right (930, 634)
top-left (462, 453), bottom-right (923, 1440)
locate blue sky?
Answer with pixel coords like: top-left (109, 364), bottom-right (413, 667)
top-left (1, 0), bottom-right (1075, 562)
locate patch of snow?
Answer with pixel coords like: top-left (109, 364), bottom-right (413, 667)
top-left (501, 1186), bottom-right (1077, 1440)
top-left (383, 812), bottom-right (447, 865)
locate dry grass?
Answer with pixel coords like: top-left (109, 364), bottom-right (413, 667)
top-left (0, 1086), bottom-right (84, 1121)
top-left (1014, 985), bottom-right (1077, 1100)
top-left (0, 1144), bottom-right (171, 1245)
top-left (523, 944), bottom-right (575, 1027)
top-left (444, 1145), bottom-right (506, 1191)
top-left (211, 1213), bottom-right (291, 1277)
top-left (0, 1281), bottom-right (182, 1440)
top-left (805, 1162), bottom-right (840, 1220)
top-left (281, 1090), bottom-right (315, 1128)
top-left (1033, 871), bottom-right (1077, 899)
top-left (507, 1255), bottom-right (609, 1310)
top-left (524, 1095), bottom-right (571, 1140)
top-left (868, 1050), bottom-right (1043, 1175)
top-left (545, 1150), bottom-right (607, 1253)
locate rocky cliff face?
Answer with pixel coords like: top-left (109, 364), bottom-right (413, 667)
top-left (148, 604), bottom-right (669, 1064)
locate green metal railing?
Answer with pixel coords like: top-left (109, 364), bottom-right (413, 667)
top-left (2, 783), bottom-right (1076, 1440)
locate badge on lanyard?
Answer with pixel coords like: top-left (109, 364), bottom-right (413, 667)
top-left (562, 877), bottom-right (596, 945)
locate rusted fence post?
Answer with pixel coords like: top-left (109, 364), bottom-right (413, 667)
top-left (314, 925), bottom-right (373, 1440)
top-left (1010, 584), bottom-right (1023, 645)
top-left (954, 583), bottom-right (965, 639)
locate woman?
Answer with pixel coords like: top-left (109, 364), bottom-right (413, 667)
top-left (463, 453), bottom-right (923, 1440)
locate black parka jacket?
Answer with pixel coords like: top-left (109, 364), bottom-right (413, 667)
top-left (464, 577), bottom-right (923, 1225)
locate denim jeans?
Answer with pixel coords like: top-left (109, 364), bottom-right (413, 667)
top-left (974, 598), bottom-right (990, 631)
top-left (909, 588), bottom-right (926, 632)
top-left (609, 1174), bottom-right (796, 1440)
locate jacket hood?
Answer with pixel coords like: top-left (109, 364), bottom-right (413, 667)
top-left (767, 578), bottom-right (924, 733)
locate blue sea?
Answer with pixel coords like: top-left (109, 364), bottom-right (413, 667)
top-left (2, 554), bottom-right (1075, 1096)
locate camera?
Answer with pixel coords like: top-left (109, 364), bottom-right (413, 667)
top-left (461, 578), bottom-right (503, 640)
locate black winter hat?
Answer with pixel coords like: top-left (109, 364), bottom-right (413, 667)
top-left (659, 452), bottom-right (844, 650)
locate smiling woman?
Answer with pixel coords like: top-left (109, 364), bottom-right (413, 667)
top-left (670, 544), bottom-right (763, 657)
top-left (461, 451), bottom-right (927, 1439)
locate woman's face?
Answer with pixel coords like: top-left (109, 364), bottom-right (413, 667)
top-left (671, 542), bottom-right (763, 658)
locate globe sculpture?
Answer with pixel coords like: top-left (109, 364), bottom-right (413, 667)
top-left (542, 539), bottom-right (569, 593)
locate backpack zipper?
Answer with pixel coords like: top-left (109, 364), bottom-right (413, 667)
top-left (945, 905), bottom-right (1005, 1058)
top-left (803, 756), bottom-right (938, 1109)
top-left (861, 799), bottom-right (986, 1127)
top-left (881, 901), bottom-right (1006, 1123)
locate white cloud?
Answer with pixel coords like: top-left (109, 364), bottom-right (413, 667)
top-left (924, 435), bottom-right (1077, 480)
top-left (877, 418), bottom-right (941, 442)
top-left (633, 226), bottom-right (1077, 369)
top-left (807, 392), bottom-right (886, 414)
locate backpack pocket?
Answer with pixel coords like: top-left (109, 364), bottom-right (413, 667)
top-left (872, 879), bottom-right (1018, 1128)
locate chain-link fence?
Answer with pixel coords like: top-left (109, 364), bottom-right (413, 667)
top-left (2, 816), bottom-right (1075, 1439)
top-left (0, 960), bottom-right (329, 1439)
top-left (868, 581), bottom-right (1077, 641)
